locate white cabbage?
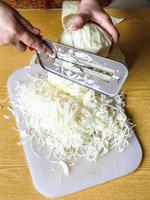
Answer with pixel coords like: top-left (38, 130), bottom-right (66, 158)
top-left (15, 73), bottom-right (133, 175)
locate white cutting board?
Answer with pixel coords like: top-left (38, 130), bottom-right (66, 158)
top-left (7, 64), bottom-right (142, 198)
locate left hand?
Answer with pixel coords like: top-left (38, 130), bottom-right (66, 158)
top-left (72, 0), bottom-right (119, 47)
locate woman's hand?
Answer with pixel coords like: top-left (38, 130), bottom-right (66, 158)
top-left (0, 1), bottom-right (51, 53)
top-left (72, 0), bottom-right (119, 46)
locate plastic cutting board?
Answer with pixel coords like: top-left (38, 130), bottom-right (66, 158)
top-left (7, 64), bottom-right (142, 198)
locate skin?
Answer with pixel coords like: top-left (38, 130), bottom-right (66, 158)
top-left (0, 1), bottom-right (51, 53)
top-left (0, 0), bottom-right (119, 53)
top-left (72, 0), bottom-right (119, 47)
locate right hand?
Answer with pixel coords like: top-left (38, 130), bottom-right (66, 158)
top-left (0, 1), bottom-right (51, 53)
top-left (72, 0), bottom-right (119, 47)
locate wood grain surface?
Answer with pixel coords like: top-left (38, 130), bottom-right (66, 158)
top-left (0, 9), bottom-right (150, 200)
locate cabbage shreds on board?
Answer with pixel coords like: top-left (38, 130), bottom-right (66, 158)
top-left (14, 72), bottom-right (133, 172)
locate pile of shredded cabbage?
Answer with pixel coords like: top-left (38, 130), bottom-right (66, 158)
top-left (14, 72), bottom-right (133, 174)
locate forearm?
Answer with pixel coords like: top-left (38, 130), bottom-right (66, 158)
top-left (0, 1), bottom-right (5, 8)
top-left (0, 1), bottom-right (7, 7)
top-left (80, 0), bottom-right (102, 7)
top-left (80, 0), bottom-right (112, 8)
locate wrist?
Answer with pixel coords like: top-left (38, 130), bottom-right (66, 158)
top-left (80, 0), bottom-right (102, 7)
top-left (0, 1), bottom-right (8, 8)
top-left (80, 0), bottom-right (102, 11)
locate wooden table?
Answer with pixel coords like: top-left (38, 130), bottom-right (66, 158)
top-left (0, 9), bottom-right (150, 200)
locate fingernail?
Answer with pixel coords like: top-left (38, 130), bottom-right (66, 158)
top-left (28, 46), bottom-right (35, 51)
top-left (72, 24), bottom-right (79, 31)
top-left (46, 52), bottom-right (54, 58)
top-left (44, 46), bottom-right (53, 55)
top-left (33, 27), bottom-right (40, 34)
top-left (47, 50), bottom-right (53, 55)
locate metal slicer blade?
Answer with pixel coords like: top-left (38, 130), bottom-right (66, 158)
top-left (36, 39), bottom-right (128, 97)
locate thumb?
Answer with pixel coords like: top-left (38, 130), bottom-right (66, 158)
top-left (72, 13), bottom-right (90, 31)
top-left (11, 41), bottom-right (27, 52)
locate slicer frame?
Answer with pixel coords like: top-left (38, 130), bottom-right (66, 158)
top-left (37, 40), bottom-right (128, 97)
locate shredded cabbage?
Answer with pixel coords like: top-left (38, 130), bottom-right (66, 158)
top-left (14, 72), bottom-right (133, 174)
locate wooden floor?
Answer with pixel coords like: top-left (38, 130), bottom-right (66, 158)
top-left (0, 9), bottom-right (150, 200)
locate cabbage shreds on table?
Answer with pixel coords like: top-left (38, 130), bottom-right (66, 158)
top-left (14, 72), bottom-right (133, 174)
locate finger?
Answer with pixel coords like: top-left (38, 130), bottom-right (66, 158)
top-left (16, 14), bottom-right (40, 35)
top-left (101, 19), bottom-right (119, 45)
top-left (72, 13), bottom-right (90, 31)
top-left (19, 30), bottom-right (52, 54)
top-left (11, 41), bottom-right (27, 52)
top-left (94, 13), bottom-right (119, 45)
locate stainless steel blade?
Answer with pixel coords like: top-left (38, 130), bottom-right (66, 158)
top-left (36, 39), bottom-right (128, 96)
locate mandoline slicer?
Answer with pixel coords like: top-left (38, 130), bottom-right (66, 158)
top-left (36, 39), bottom-right (128, 97)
